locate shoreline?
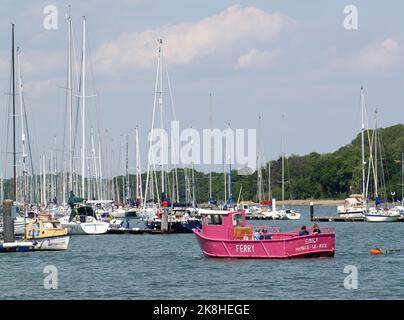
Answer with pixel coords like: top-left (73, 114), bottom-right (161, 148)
top-left (279, 199), bottom-right (344, 206)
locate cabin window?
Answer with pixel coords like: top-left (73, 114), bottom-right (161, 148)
top-left (232, 213), bottom-right (243, 227)
top-left (207, 214), bottom-right (222, 225)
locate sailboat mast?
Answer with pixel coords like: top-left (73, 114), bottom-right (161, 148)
top-left (360, 87), bottom-right (366, 209)
top-left (209, 93), bottom-right (213, 201)
top-left (143, 39), bottom-right (161, 208)
top-left (268, 161), bottom-right (271, 201)
top-left (81, 16), bottom-right (86, 199)
top-left (135, 127), bottom-right (141, 201)
top-left (17, 47), bottom-right (27, 212)
top-left (126, 134), bottom-right (130, 201)
top-left (159, 39), bottom-right (165, 195)
top-left (228, 155), bottom-right (232, 205)
top-left (281, 114), bottom-right (285, 208)
top-left (374, 109), bottom-right (378, 198)
top-left (401, 152), bottom-right (404, 205)
top-left (67, 8), bottom-right (74, 193)
top-left (12, 23), bottom-right (17, 201)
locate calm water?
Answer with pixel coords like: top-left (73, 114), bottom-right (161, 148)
top-left (1, 206), bottom-right (404, 300)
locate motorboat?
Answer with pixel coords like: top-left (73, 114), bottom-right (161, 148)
top-left (193, 209), bottom-right (335, 258)
top-left (59, 205), bottom-right (109, 235)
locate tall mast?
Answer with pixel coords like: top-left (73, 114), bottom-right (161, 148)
top-left (98, 138), bottom-right (103, 200)
top-left (268, 161), bottom-right (271, 201)
top-left (281, 114), bottom-right (285, 208)
top-left (67, 7), bottom-right (74, 193)
top-left (126, 134), bottom-right (130, 200)
top-left (360, 87), bottom-right (366, 209)
top-left (81, 16), bottom-right (86, 199)
top-left (223, 150), bottom-right (227, 203)
top-left (401, 152), bottom-right (404, 206)
top-left (158, 39), bottom-right (164, 195)
top-left (135, 126), bottom-right (142, 201)
top-left (209, 93), bottom-right (213, 201)
top-left (228, 155), bottom-right (232, 206)
top-left (374, 109), bottom-right (378, 198)
top-left (17, 47), bottom-right (27, 211)
top-left (143, 39), bottom-right (161, 208)
top-left (12, 23), bottom-right (17, 201)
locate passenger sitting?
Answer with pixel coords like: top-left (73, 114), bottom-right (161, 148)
top-left (253, 230), bottom-right (261, 240)
top-left (264, 233), bottom-right (272, 240)
top-left (312, 223), bottom-right (321, 234)
top-left (259, 231), bottom-right (264, 240)
top-left (298, 225), bottom-right (309, 236)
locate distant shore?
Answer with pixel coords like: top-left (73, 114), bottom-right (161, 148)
top-left (278, 199), bottom-right (344, 206)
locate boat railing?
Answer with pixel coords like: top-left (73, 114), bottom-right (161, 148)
top-left (249, 225), bottom-right (281, 233)
top-left (293, 226), bottom-right (335, 234)
top-left (229, 226), bottom-right (281, 240)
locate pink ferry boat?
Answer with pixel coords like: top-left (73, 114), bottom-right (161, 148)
top-left (193, 209), bottom-right (335, 259)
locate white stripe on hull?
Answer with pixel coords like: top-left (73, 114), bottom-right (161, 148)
top-left (32, 236), bottom-right (70, 250)
top-left (62, 222), bottom-right (109, 235)
top-left (365, 215), bottom-right (399, 222)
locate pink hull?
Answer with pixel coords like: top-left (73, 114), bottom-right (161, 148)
top-left (193, 229), bottom-right (335, 259)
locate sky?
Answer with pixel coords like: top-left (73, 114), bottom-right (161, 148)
top-left (1, 0), bottom-right (404, 178)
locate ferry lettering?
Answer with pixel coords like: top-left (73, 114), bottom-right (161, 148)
top-left (295, 245), bottom-right (309, 252)
top-left (319, 243), bottom-right (327, 248)
top-left (236, 244), bottom-right (255, 253)
top-left (305, 237), bottom-right (318, 244)
top-left (153, 304), bottom-right (187, 318)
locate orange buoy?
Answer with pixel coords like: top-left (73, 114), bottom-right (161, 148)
top-left (369, 248), bottom-right (383, 255)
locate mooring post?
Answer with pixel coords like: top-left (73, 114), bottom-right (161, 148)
top-left (161, 207), bottom-right (169, 233)
top-left (3, 200), bottom-right (15, 243)
top-left (310, 202), bottom-right (314, 221)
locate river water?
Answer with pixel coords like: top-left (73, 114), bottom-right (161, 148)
top-left (1, 205), bottom-right (403, 300)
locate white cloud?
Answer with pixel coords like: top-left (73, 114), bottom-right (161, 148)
top-left (94, 5), bottom-right (293, 73)
top-left (329, 38), bottom-right (402, 73)
top-left (235, 48), bottom-right (281, 69)
top-left (358, 38), bottom-right (400, 70)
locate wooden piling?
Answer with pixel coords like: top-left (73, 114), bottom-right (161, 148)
top-left (2, 200), bottom-right (15, 243)
top-left (310, 202), bottom-right (314, 221)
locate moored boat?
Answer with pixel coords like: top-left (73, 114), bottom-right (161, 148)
top-left (60, 205), bottom-right (109, 235)
top-left (193, 209), bottom-right (335, 259)
top-left (364, 207), bottom-right (400, 222)
top-left (24, 219), bottom-right (70, 250)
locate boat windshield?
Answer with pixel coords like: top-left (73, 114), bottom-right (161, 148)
top-left (207, 214), bottom-right (222, 225)
top-left (232, 213), bottom-right (243, 227)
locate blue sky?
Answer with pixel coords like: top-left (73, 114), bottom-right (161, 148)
top-left (1, 1), bottom-right (404, 177)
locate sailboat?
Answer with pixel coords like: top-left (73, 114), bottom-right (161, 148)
top-left (59, 15), bottom-right (109, 234)
top-left (337, 87), bottom-right (367, 218)
top-left (276, 115), bottom-right (301, 220)
top-left (364, 109), bottom-right (400, 222)
top-left (394, 152), bottom-right (404, 215)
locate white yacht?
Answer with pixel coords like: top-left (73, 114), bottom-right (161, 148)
top-left (59, 206), bottom-right (109, 235)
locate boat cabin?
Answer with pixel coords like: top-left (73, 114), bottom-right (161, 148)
top-left (199, 209), bottom-right (252, 239)
top-left (25, 219), bottom-right (68, 240)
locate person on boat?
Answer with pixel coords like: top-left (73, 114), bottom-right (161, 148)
top-left (298, 225), bottom-right (309, 236)
top-left (259, 230), bottom-right (265, 240)
top-left (312, 223), bottom-right (321, 234)
top-left (253, 230), bottom-right (261, 240)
